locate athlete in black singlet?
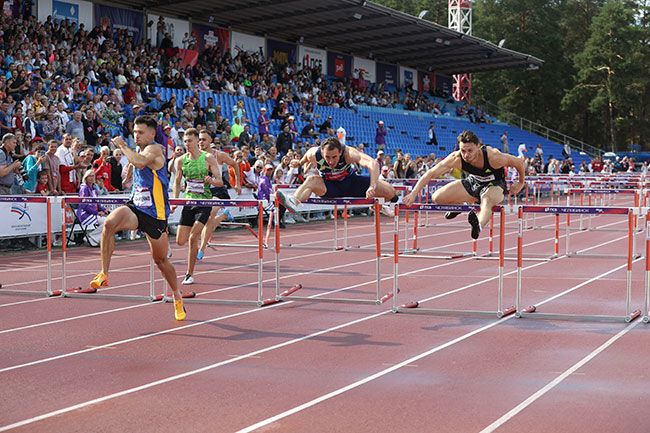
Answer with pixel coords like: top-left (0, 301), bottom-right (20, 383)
top-left (404, 130), bottom-right (525, 239)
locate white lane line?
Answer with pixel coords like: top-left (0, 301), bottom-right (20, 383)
top-left (234, 258), bottom-right (642, 433)
top-left (0, 225), bottom-right (473, 331)
top-left (0, 236), bottom-right (634, 431)
top-left (0, 210), bottom-right (570, 334)
top-left (0, 214), bottom-right (618, 426)
top-left (478, 320), bottom-right (640, 433)
top-left (0, 222), bottom-right (374, 273)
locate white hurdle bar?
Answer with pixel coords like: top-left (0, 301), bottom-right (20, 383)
top-left (392, 204), bottom-right (516, 318)
top-left (274, 197), bottom-right (394, 306)
top-left (516, 205), bottom-right (642, 323)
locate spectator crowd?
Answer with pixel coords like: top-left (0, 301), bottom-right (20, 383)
top-left (0, 12), bottom-right (644, 218)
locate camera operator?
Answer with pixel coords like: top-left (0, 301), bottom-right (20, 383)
top-left (0, 133), bottom-right (26, 195)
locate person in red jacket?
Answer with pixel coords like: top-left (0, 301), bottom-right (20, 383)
top-left (93, 146), bottom-right (115, 192)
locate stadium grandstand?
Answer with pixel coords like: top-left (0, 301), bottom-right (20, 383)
top-left (2, 2), bottom-right (650, 432)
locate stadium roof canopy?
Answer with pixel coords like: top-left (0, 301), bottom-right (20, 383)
top-left (122, 0), bottom-right (544, 74)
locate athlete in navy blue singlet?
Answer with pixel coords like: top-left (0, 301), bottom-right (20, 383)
top-left (277, 137), bottom-right (398, 213)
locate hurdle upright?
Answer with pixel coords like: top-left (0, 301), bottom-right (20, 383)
top-left (516, 205), bottom-right (642, 322)
top-left (0, 195), bottom-right (62, 298)
top-left (274, 197), bottom-right (395, 306)
top-left (392, 204), bottom-right (516, 318)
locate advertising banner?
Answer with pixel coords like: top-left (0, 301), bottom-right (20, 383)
top-left (94, 4), bottom-right (144, 44)
top-left (0, 201), bottom-right (63, 237)
top-left (191, 23), bottom-right (229, 53)
top-left (52, 0), bottom-right (78, 24)
top-left (267, 39), bottom-right (297, 65)
top-left (418, 70), bottom-right (436, 93)
top-left (327, 51), bottom-right (352, 79)
top-left (400, 66), bottom-right (418, 91)
top-left (435, 74), bottom-right (453, 98)
top-left (353, 56), bottom-right (376, 83)
top-left (376, 62), bottom-right (398, 90)
top-left (231, 31), bottom-right (265, 57)
top-left (298, 45), bottom-right (327, 73)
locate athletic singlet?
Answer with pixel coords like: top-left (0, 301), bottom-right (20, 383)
top-left (182, 151), bottom-right (211, 199)
top-left (460, 146), bottom-right (505, 184)
top-left (315, 145), bottom-right (356, 181)
top-left (131, 145), bottom-right (170, 220)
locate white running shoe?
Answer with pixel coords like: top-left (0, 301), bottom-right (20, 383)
top-left (277, 190), bottom-right (300, 214)
top-left (380, 204), bottom-right (395, 217)
top-left (182, 274), bottom-right (194, 285)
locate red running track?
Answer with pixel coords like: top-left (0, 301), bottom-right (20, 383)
top-left (0, 204), bottom-right (648, 433)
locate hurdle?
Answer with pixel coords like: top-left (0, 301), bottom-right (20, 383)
top-left (516, 205), bottom-right (642, 323)
top-left (565, 188), bottom-right (642, 232)
top-left (562, 202), bottom-right (642, 259)
top-left (274, 197), bottom-right (395, 306)
top-left (60, 196), bottom-right (167, 302)
top-left (0, 196), bottom-right (62, 298)
top-left (280, 196), bottom-right (379, 252)
top-left (392, 204), bottom-right (516, 318)
top-left (163, 198), bottom-right (278, 306)
top-left (395, 203), bottom-right (490, 260)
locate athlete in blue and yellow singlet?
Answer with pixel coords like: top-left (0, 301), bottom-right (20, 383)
top-left (89, 115), bottom-right (187, 321)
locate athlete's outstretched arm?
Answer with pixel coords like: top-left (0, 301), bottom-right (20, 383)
top-left (347, 147), bottom-right (380, 195)
top-left (403, 153), bottom-right (460, 206)
top-left (112, 136), bottom-right (163, 171)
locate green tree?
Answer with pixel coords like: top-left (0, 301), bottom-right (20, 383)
top-left (563, 0), bottom-right (642, 151)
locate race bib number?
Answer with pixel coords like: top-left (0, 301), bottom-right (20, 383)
top-left (133, 186), bottom-right (152, 207)
top-left (471, 174), bottom-right (496, 183)
top-left (186, 179), bottom-right (205, 194)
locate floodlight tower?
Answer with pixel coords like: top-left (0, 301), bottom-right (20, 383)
top-left (448, 0), bottom-right (472, 102)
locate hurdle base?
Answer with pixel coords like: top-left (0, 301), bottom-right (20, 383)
top-left (63, 291), bottom-right (161, 302)
top-left (517, 309), bottom-right (642, 323)
top-left (279, 284), bottom-right (303, 297)
top-left (163, 295), bottom-right (267, 307)
top-left (0, 288), bottom-right (62, 297)
top-left (394, 306), bottom-right (513, 318)
top-left (278, 294), bottom-right (385, 305)
top-left (567, 252), bottom-right (640, 259)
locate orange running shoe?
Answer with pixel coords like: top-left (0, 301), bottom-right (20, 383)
top-left (89, 272), bottom-right (108, 289)
top-left (174, 299), bottom-right (186, 321)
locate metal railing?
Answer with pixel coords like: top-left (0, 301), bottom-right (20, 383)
top-left (479, 100), bottom-right (603, 158)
